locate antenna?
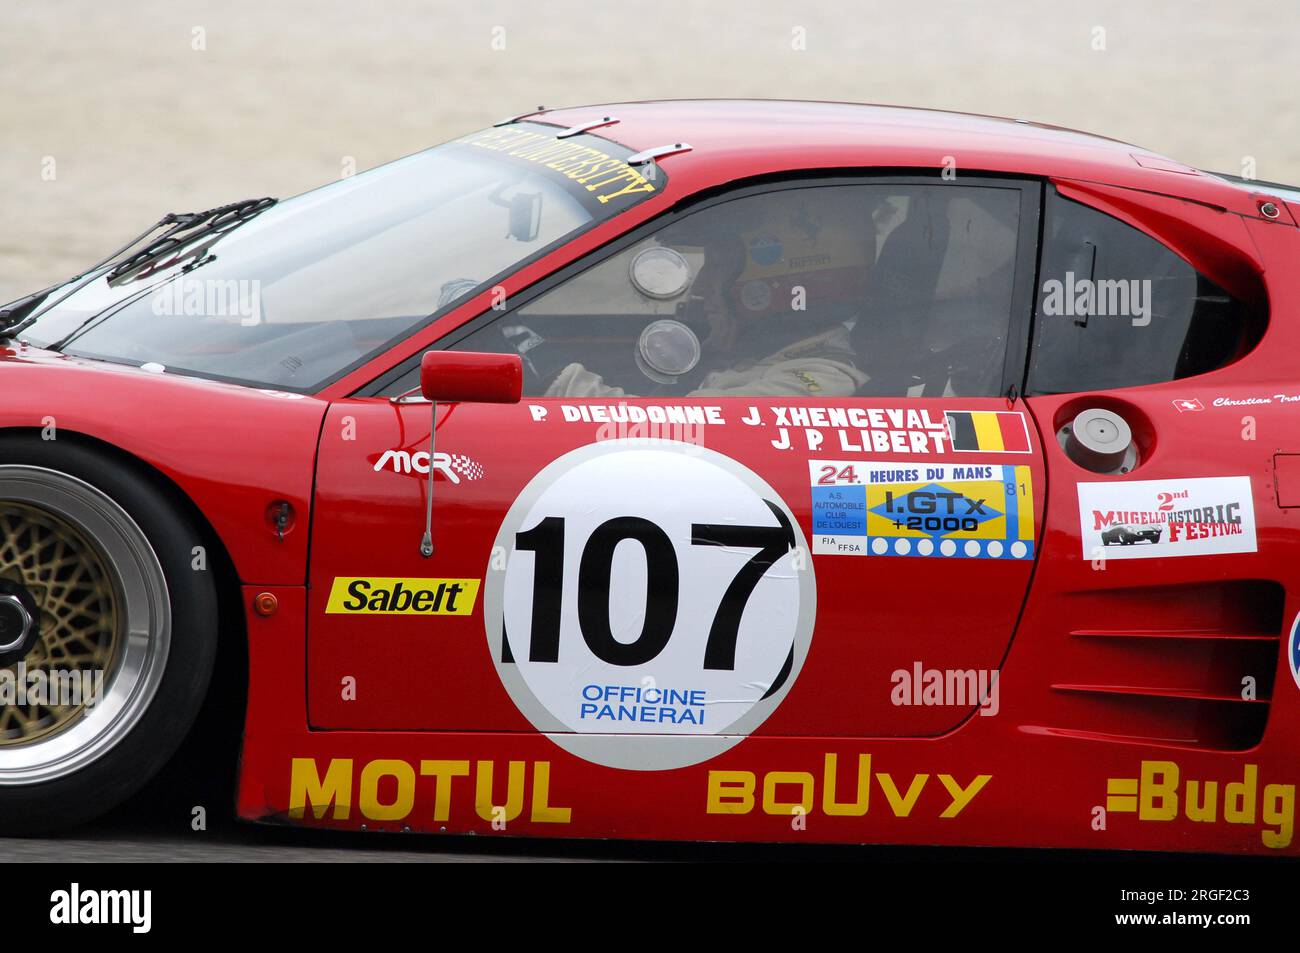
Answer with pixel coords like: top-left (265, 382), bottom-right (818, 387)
top-left (420, 400), bottom-right (437, 557)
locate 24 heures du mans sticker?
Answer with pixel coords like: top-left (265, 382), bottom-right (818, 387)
top-left (810, 460), bottom-right (1035, 559)
top-left (1077, 475), bottom-right (1257, 560)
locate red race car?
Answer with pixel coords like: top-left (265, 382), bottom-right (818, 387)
top-left (1, 101), bottom-right (1297, 853)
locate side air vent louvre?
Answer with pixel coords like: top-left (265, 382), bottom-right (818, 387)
top-left (1027, 580), bottom-right (1282, 751)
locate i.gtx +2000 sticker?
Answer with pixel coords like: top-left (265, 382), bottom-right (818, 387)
top-left (810, 460), bottom-right (1035, 559)
top-left (483, 439), bottom-right (816, 771)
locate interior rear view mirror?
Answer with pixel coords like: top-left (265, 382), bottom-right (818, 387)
top-left (507, 191), bottom-right (542, 242)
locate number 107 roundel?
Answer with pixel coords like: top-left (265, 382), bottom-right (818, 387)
top-left (1, 101), bottom-right (1297, 854)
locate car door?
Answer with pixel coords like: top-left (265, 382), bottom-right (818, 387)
top-left (1013, 181), bottom-right (1283, 752)
top-left (307, 174), bottom-right (1047, 746)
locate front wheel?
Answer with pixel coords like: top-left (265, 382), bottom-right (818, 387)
top-left (0, 438), bottom-right (217, 834)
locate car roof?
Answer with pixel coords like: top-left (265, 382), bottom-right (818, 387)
top-left (527, 100), bottom-right (1275, 215)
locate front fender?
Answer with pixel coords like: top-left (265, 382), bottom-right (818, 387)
top-left (0, 345), bottom-right (327, 585)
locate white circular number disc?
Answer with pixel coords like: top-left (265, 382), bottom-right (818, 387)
top-left (484, 439), bottom-right (816, 770)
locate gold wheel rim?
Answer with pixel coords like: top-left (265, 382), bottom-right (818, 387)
top-left (0, 502), bottom-right (121, 745)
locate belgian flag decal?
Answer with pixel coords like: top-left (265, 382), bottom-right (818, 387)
top-left (945, 410), bottom-right (1032, 453)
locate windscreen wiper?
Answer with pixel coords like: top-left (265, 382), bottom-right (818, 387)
top-left (0, 215), bottom-right (184, 330)
top-left (103, 196), bottom-right (276, 281)
top-left (0, 196), bottom-right (276, 340)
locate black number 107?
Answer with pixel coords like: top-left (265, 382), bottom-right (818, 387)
top-left (512, 501), bottom-right (795, 671)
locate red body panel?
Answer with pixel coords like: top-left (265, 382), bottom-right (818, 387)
top-left (8, 102), bottom-right (1300, 852)
top-left (0, 345), bottom-right (326, 584)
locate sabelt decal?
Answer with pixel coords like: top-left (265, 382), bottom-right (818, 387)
top-left (810, 460), bottom-right (1035, 559)
top-left (1077, 476), bottom-right (1257, 560)
top-left (484, 439), bottom-right (816, 771)
top-left (326, 577), bottom-right (481, 615)
top-left (1105, 761), bottom-right (1294, 849)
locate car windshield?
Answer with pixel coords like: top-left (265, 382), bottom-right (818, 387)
top-left (15, 122), bottom-right (660, 391)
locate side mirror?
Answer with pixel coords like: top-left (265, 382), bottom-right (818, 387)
top-left (414, 350), bottom-right (522, 560)
top-left (420, 350), bottom-right (522, 404)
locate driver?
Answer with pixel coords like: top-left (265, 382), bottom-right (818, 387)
top-left (544, 189), bottom-right (877, 398)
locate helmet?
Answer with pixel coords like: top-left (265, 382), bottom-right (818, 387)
top-left (631, 188), bottom-right (881, 375)
top-left (722, 188), bottom-right (876, 319)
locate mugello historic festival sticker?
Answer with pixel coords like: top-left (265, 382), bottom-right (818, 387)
top-left (484, 439), bottom-right (816, 771)
top-left (810, 460), bottom-right (1035, 559)
top-left (1077, 475), bottom-right (1257, 560)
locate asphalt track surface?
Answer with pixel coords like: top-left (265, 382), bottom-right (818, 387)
top-left (7, 808), bottom-right (1296, 865)
top-left (0, 819), bottom-right (1057, 863)
top-left (0, 810), bottom-right (1267, 864)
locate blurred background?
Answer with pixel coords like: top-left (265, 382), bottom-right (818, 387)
top-left (2, 0), bottom-right (1296, 303)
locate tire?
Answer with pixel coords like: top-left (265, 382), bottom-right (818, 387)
top-left (0, 435), bottom-right (217, 834)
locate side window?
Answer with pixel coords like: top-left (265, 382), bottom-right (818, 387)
top-left (1027, 188), bottom-right (1260, 394)
top-left (449, 181), bottom-right (1027, 399)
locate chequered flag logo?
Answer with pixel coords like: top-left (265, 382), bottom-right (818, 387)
top-left (448, 454), bottom-right (484, 481)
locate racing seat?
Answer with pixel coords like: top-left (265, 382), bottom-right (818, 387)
top-left (851, 191), bottom-right (951, 396)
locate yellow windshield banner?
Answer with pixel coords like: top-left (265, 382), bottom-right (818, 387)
top-left (457, 126), bottom-right (657, 206)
